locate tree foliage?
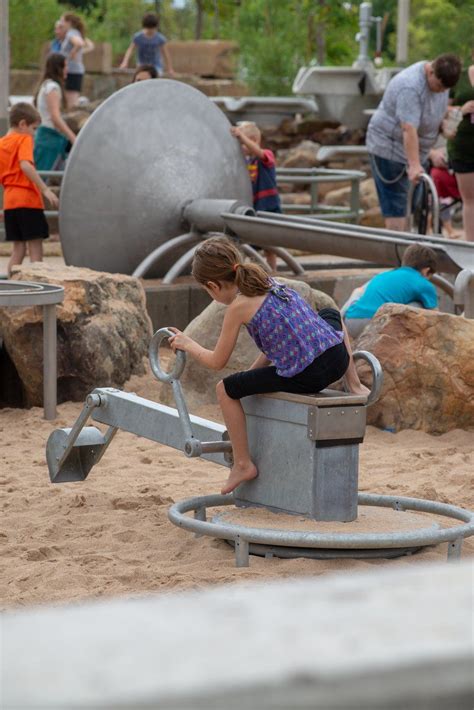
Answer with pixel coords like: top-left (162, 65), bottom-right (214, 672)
top-left (408, 0), bottom-right (473, 63)
top-left (9, 0), bottom-right (61, 68)
top-left (8, 0), bottom-right (474, 94)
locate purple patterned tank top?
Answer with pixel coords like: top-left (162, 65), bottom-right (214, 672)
top-left (246, 281), bottom-right (344, 377)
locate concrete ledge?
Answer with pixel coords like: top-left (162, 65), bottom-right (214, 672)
top-left (144, 268), bottom-right (381, 332)
top-left (4, 560), bottom-right (473, 709)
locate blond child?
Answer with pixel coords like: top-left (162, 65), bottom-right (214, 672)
top-left (231, 121), bottom-right (281, 271)
top-left (0, 103), bottom-right (59, 277)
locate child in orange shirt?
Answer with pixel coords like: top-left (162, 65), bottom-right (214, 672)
top-left (0, 103), bottom-right (59, 277)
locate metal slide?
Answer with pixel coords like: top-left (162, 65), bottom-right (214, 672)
top-left (222, 212), bottom-right (474, 276)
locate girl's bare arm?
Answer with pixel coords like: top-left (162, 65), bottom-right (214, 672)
top-left (169, 300), bottom-right (247, 370)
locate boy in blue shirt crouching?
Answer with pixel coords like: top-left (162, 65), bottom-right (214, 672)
top-left (344, 244), bottom-right (438, 338)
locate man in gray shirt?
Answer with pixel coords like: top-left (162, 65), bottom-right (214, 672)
top-left (367, 54), bottom-right (461, 231)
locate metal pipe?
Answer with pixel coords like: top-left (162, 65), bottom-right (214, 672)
top-left (396, 0), bottom-right (410, 66)
top-left (232, 212), bottom-right (474, 273)
top-left (183, 198), bottom-right (254, 234)
top-left (267, 246), bottom-right (305, 275)
top-left (162, 246), bottom-right (197, 285)
top-left (354, 2), bottom-right (372, 67)
top-left (353, 351), bottom-right (383, 406)
top-left (240, 244), bottom-right (271, 271)
top-left (132, 233), bottom-right (200, 279)
top-left (454, 269), bottom-right (474, 318)
top-left (42, 304), bottom-right (57, 420)
top-left (430, 274), bottom-right (454, 299)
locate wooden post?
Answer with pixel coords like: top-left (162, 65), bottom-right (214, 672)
top-left (0, 0), bottom-right (9, 137)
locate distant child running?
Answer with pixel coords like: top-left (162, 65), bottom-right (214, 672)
top-left (0, 103), bottom-right (59, 277)
top-left (169, 237), bottom-right (369, 495)
top-left (231, 121), bottom-right (281, 270)
top-left (120, 12), bottom-right (174, 77)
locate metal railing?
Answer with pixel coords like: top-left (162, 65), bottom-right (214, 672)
top-left (276, 167), bottom-right (366, 223)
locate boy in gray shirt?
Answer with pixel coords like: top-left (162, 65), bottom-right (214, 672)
top-left (367, 54), bottom-right (461, 231)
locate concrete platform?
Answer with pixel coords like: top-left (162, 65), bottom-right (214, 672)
top-left (3, 560), bottom-right (473, 708)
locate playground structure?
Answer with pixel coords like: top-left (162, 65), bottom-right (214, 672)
top-left (57, 79), bottom-right (474, 315)
top-left (46, 327), bottom-right (474, 566)
top-left (293, 2), bottom-right (401, 128)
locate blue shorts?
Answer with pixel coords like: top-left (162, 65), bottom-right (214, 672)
top-left (369, 153), bottom-right (409, 218)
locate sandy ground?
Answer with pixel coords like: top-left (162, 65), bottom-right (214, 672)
top-left (0, 362), bottom-right (473, 610)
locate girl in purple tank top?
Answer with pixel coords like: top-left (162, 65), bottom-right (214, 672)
top-left (169, 237), bottom-right (369, 495)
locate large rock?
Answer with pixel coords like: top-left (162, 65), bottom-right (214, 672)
top-left (280, 140), bottom-right (321, 168)
top-left (356, 304), bottom-right (474, 433)
top-left (0, 263), bottom-right (152, 406)
top-left (163, 279), bottom-right (337, 409)
top-left (324, 178), bottom-right (378, 210)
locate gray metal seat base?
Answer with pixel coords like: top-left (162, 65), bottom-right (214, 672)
top-left (237, 389), bottom-right (367, 522)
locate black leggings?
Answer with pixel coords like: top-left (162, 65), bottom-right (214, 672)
top-left (223, 308), bottom-right (349, 400)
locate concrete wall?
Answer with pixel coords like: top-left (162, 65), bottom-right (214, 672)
top-left (144, 269), bottom-right (383, 332)
top-left (3, 560), bottom-right (473, 708)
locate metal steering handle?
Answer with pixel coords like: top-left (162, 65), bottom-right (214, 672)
top-left (353, 351), bottom-right (383, 406)
top-left (149, 327), bottom-right (186, 383)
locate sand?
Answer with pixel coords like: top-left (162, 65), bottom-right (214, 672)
top-left (1, 363), bottom-right (473, 610)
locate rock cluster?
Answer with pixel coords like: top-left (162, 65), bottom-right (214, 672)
top-left (0, 263), bottom-right (152, 407)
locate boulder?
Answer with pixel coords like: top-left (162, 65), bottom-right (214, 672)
top-left (356, 304), bottom-right (474, 433)
top-left (280, 140), bottom-right (321, 168)
top-left (161, 278), bottom-right (337, 409)
top-left (360, 206), bottom-right (384, 228)
top-left (280, 192), bottom-right (312, 207)
top-left (324, 178), bottom-right (378, 210)
top-left (0, 263), bottom-right (152, 406)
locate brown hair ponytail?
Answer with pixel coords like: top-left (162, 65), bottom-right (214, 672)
top-left (192, 237), bottom-right (271, 297)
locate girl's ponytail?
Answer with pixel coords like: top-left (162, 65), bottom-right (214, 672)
top-left (192, 236), bottom-right (271, 296)
top-left (234, 261), bottom-right (270, 296)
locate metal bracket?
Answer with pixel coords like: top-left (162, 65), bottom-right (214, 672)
top-left (307, 405), bottom-right (366, 442)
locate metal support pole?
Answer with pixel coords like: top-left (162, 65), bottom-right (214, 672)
top-left (234, 536), bottom-right (250, 568)
top-left (0, 0), bottom-right (9, 138)
top-left (447, 537), bottom-right (463, 562)
top-left (42, 304), bottom-right (58, 420)
top-left (194, 506), bottom-right (206, 538)
top-left (396, 0), bottom-right (410, 66)
top-left (350, 178), bottom-right (361, 224)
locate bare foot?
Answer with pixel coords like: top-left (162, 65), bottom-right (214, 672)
top-left (221, 462), bottom-right (258, 495)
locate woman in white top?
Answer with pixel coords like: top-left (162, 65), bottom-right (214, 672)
top-left (34, 53), bottom-right (77, 171)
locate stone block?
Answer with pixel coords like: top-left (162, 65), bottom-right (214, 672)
top-left (40, 42), bottom-right (112, 74)
top-left (167, 40), bottom-right (238, 78)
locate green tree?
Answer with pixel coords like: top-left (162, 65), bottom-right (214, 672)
top-left (409, 0), bottom-right (473, 63)
top-left (9, 0), bottom-right (61, 68)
